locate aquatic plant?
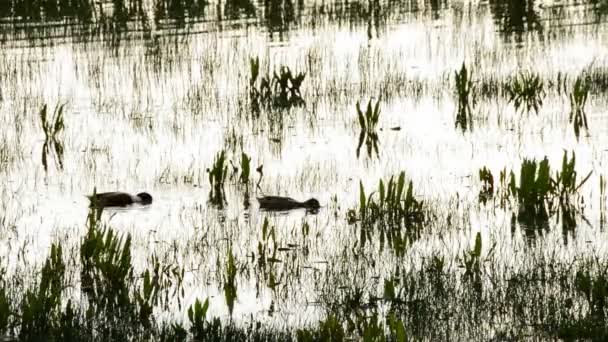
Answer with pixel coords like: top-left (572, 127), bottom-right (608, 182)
top-left (478, 167), bottom-right (494, 205)
top-left (505, 72), bottom-right (545, 115)
top-left (223, 249), bottom-right (238, 316)
top-left (188, 297), bottom-right (210, 340)
top-left (249, 57), bottom-right (270, 115)
top-left (555, 71), bottom-right (569, 96)
top-left (40, 103), bottom-right (65, 143)
top-left (359, 172), bottom-right (424, 225)
top-left (39, 103), bottom-right (66, 171)
top-left (80, 210), bottom-right (134, 315)
top-left (454, 62), bottom-right (474, 131)
top-left (19, 243), bottom-right (65, 340)
top-left (494, 152), bottom-right (591, 232)
top-left (249, 56), bottom-right (306, 112)
top-left (509, 157), bottom-right (552, 226)
top-left (574, 267), bottom-right (608, 327)
top-left (350, 172), bottom-right (425, 254)
top-left (239, 152), bottom-right (251, 186)
top-left (207, 150), bottom-right (228, 208)
top-left (569, 75), bottom-right (590, 139)
top-left (273, 66), bottom-right (306, 106)
top-left (554, 151), bottom-right (592, 204)
top-left (355, 98), bottom-right (381, 158)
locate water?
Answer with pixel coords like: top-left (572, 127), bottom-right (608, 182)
top-left (1, 0), bottom-right (608, 339)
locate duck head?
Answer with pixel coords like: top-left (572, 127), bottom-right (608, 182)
top-left (136, 192), bottom-right (153, 204)
top-left (304, 198), bottom-right (320, 209)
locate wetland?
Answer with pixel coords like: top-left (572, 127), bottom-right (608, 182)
top-left (1, 0), bottom-right (608, 340)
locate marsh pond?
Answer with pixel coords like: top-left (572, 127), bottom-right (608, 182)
top-left (1, 0), bottom-right (608, 340)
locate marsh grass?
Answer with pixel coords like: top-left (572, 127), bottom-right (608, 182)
top-left (510, 157), bottom-right (553, 227)
top-left (0, 206), bottom-right (607, 340)
top-left (0, 208), bottom-right (293, 340)
top-left (478, 166), bottom-right (494, 205)
top-left (569, 75), bottom-right (590, 140)
top-left (554, 152), bottom-right (592, 204)
top-left (207, 150), bottom-right (228, 208)
top-left (505, 72), bottom-right (545, 115)
top-left (349, 172), bottom-right (425, 255)
top-left (458, 233), bottom-right (495, 295)
top-left (249, 56), bottom-right (306, 114)
top-left (39, 103), bottom-right (66, 172)
top-left (482, 152), bottom-right (591, 234)
top-left (188, 297), bottom-right (209, 340)
top-left (355, 98), bottom-right (381, 158)
top-left (19, 243), bottom-right (65, 341)
top-left (454, 63), bottom-right (474, 131)
top-left (223, 249), bottom-right (238, 316)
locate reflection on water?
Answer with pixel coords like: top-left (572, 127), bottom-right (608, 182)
top-left (4, 0), bottom-right (589, 45)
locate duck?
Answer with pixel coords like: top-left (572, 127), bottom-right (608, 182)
top-left (88, 192), bottom-right (153, 208)
top-left (257, 196), bottom-right (320, 211)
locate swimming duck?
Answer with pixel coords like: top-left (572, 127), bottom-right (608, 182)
top-left (88, 192), bottom-right (153, 208)
top-left (257, 196), bottom-right (320, 211)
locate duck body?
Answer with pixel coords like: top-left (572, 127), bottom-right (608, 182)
top-left (257, 196), bottom-right (320, 211)
top-left (88, 192), bottom-right (153, 208)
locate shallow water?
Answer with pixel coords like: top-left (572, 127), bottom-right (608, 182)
top-left (1, 0), bottom-right (608, 334)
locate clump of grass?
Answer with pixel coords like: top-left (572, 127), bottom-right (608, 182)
top-left (574, 266), bottom-right (608, 330)
top-left (478, 167), bottom-right (494, 205)
top-left (505, 72), bottom-right (545, 115)
top-left (509, 157), bottom-right (553, 226)
top-left (80, 211), bottom-right (134, 313)
top-left (19, 243), bottom-right (65, 340)
top-left (249, 56), bottom-right (306, 113)
top-left (454, 62), bottom-right (474, 131)
top-left (223, 249), bottom-right (238, 316)
top-left (0, 209), bottom-right (291, 340)
top-left (555, 71), bottom-right (569, 96)
top-left (458, 233), bottom-right (495, 295)
top-left (239, 152), bottom-right (252, 208)
top-left (273, 66), bottom-right (306, 106)
top-left (239, 152), bottom-right (251, 186)
top-left (355, 98), bottom-right (381, 158)
top-left (485, 152), bottom-right (591, 232)
top-left (569, 75), bottom-right (590, 140)
top-left (554, 151), bottom-right (592, 204)
top-left (39, 103), bottom-right (66, 171)
top-left (207, 150), bottom-right (228, 208)
top-left (348, 172), bottom-right (425, 255)
top-left (188, 297), bottom-right (210, 340)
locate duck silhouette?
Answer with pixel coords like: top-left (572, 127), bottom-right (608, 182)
top-left (257, 196), bottom-right (320, 211)
top-left (88, 192), bottom-right (153, 208)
